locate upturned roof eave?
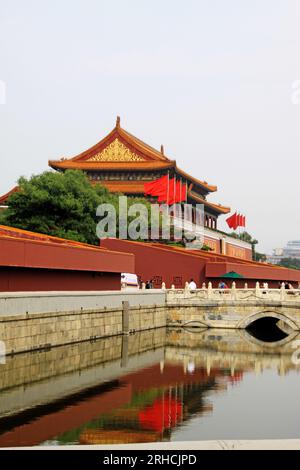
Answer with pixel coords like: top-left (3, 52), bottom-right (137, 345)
top-left (188, 190), bottom-right (230, 214)
top-left (48, 119), bottom-right (218, 193)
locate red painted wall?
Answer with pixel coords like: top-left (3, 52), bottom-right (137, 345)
top-left (0, 230), bottom-right (135, 292)
top-left (101, 239), bottom-right (208, 288)
top-left (205, 261), bottom-right (300, 286)
top-left (0, 267), bottom-right (121, 292)
top-left (0, 236), bottom-right (134, 274)
top-left (101, 239), bottom-right (300, 288)
top-left (204, 235), bottom-right (252, 261)
top-left (225, 242), bottom-right (252, 261)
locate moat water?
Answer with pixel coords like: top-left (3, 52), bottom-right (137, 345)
top-left (0, 326), bottom-right (300, 446)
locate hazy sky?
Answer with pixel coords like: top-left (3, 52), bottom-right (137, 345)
top-left (1, 0), bottom-right (300, 253)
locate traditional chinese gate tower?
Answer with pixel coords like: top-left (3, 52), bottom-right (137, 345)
top-left (48, 117), bottom-right (230, 229)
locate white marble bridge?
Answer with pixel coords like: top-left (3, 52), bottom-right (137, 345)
top-left (166, 282), bottom-right (300, 331)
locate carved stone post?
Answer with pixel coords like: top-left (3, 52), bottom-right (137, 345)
top-left (264, 282), bottom-right (269, 297)
top-left (231, 281), bottom-right (237, 300)
top-left (184, 281), bottom-right (190, 298)
top-left (255, 282), bottom-right (260, 297)
top-left (280, 282), bottom-right (286, 301)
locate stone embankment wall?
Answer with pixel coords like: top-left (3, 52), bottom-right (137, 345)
top-left (0, 291), bottom-right (167, 354)
top-left (2, 288), bottom-right (300, 354)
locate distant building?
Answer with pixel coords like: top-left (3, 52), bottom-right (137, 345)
top-left (267, 241), bottom-right (300, 264)
top-left (266, 248), bottom-right (283, 265)
top-left (283, 241), bottom-right (300, 259)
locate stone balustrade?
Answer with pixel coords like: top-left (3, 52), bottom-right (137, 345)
top-left (166, 282), bottom-right (300, 304)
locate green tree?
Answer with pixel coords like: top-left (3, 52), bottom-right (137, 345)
top-left (279, 258), bottom-right (300, 271)
top-left (0, 170), bottom-right (160, 245)
top-left (1, 170), bottom-right (122, 244)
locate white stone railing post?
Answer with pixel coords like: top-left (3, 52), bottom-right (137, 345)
top-left (165, 283), bottom-right (300, 304)
top-left (165, 284), bottom-right (300, 304)
top-left (231, 281), bottom-right (237, 300)
top-left (142, 282), bottom-right (146, 290)
top-left (244, 282), bottom-right (248, 289)
top-left (161, 282), bottom-right (166, 290)
top-left (255, 282), bottom-right (260, 298)
top-left (280, 282), bottom-right (286, 301)
top-left (264, 283), bottom-right (269, 297)
top-left (184, 281), bottom-right (190, 298)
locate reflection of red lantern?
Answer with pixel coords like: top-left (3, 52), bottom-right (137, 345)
top-left (139, 398), bottom-right (182, 433)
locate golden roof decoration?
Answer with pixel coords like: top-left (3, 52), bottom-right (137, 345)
top-left (87, 138), bottom-right (146, 162)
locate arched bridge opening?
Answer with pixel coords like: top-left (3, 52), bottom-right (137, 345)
top-left (246, 317), bottom-right (288, 342)
top-left (241, 311), bottom-right (298, 343)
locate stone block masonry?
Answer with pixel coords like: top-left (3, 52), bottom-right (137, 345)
top-left (0, 291), bottom-right (167, 354)
top-left (3, 287), bottom-right (300, 355)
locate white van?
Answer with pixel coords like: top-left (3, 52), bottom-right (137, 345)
top-left (121, 273), bottom-right (139, 290)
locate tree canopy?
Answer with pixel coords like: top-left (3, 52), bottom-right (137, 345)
top-left (279, 258), bottom-right (300, 271)
top-left (229, 231), bottom-right (258, 245)
top-left (0, 170), bottom-right (153, 245)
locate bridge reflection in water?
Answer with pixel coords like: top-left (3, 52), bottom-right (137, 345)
top-left (0, 325), bottom-right (300, 446)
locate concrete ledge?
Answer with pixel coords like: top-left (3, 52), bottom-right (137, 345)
top-left (0, 303), bottom-right (167, 323)
top-left (0, 290), bottom-right (167, 317)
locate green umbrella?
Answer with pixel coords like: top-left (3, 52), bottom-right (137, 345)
top-left (221, 271), bottom-right (244, 279)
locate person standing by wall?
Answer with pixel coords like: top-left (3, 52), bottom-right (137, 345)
top-left (188, 279), bottom-right (197, 290)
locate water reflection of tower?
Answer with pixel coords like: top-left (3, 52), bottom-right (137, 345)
top-left (79, 363), bottom-right (244, 444)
